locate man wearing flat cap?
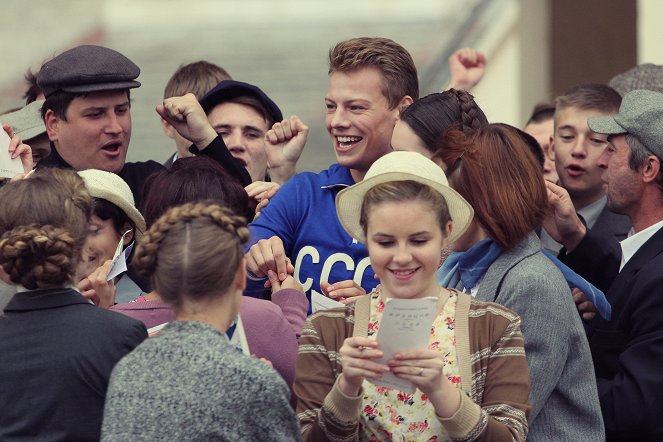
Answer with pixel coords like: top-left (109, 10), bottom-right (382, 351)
top-left (546, 89), bottom-right (663, 440)
top-left (37, 45), bottom-right (251, 208)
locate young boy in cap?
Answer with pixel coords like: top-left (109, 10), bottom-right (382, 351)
top-left (37, 45), bottom-right (250, 208)
top-left (198, 79), bottom-right (307, 185)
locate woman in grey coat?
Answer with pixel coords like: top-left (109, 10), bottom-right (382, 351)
top-left (101, 202), bottom-right (300, 441)
top-left (434, 124), bottom-right (604, 441)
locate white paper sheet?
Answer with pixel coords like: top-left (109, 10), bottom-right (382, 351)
top-left (311, 289), bottom-right (344, 312)
top-left (0, 128), bottom-right (24, 179)
top-left (106, 231), bottom-right (133, 281)
top-left (367, 296), bottom-right (438, 394)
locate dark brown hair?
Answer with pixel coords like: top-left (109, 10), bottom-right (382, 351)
top-left (399, 89), bottom-right (488, 152)
top-left (141, 156), bottom-right (251, 227)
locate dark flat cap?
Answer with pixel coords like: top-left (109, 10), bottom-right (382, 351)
top-left (37, 45), bottom-right (141, 98)
top-left (199, 80), bottom-right (283, 123)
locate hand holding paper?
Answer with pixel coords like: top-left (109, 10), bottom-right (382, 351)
top-left (0, 125), bottom-right (26, 179)
top-left (78, 259), bottom-right (117, 308)
top-left (367, 297), bottom-right (438, 394)
top-left (338, 336), bottom-right (388, 397)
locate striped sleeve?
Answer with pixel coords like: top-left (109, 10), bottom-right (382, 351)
top-left (294, 308), bottom-right (361, 442)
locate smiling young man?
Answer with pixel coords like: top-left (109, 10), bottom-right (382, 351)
top-left (245, 37), bottom-right (417, 302)
top-left (541, 84), bottom-right (630, 264)
top-left (37, 45), bottom-right (250, 209)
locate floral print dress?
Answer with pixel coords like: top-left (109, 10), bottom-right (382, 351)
top-left (361, 290), bottom-right (461, 442)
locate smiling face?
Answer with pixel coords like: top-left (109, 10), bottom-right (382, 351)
top-left (45, 90), bottom-right (131, 173)
top-left (325, 67), bottom-right (404, 182)
top-left (365, 200), bottom-right (450, 300)
top-left (207, 101), bottom-right (269, 182)
top-left (551, 106), bottom-right (612, 208)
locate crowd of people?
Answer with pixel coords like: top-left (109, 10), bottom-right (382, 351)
top-left (1, 35), bottom-right (663, 441)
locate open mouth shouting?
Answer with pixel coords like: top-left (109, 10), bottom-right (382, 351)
top-left (565, 163), bottom-right (587, 178)
top-left (101, 141), bottom-right (123, 157)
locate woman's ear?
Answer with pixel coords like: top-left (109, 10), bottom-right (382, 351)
top-left (444, 220), bottom-right (453, 239)
top-left (234, 257), bottom-right (247, 292)
top-left (122, 224), bottom-right (134, 245)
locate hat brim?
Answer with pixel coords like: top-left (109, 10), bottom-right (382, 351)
top-left (587, 114), bottom-right (627, 135)
top-left (336, 172), bottom-right (474, 245)
top-left (89, 188), bottom-right (146, 242)
top-left (19, 126), bottom-right (47, 141)
top-left (199, 81), bottom-right (283, 122)
top-left (60, 80), bottom-right (141, 95)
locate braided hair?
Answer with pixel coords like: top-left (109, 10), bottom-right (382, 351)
top-left (0, 169), bottom-right (91, 289)
top-left (398, 89), bottom-right (488, 153)
top-left (133, 202), bottom-right (249, 308)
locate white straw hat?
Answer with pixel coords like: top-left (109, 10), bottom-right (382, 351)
top-left (335, 151), bottom-right (474, 244)
top-left (77, 169), bottom-right (146, 240)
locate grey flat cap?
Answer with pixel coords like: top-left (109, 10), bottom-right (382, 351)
top-left (609, 63), bottom-right (663, 96)
top-left (0, 100), bottom-right (46, 141)
top-left (37, 45), bottom-right (140, 98)
top-left (588, 89), bottom-right (663, 158)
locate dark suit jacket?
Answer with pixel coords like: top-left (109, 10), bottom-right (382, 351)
top-left (581, 226), bottom-right (663, 441)
top-left (560, 205), bottom-right (631, 292)
top-left (0, 288), bottom-right (147, 441)
top-left (38, 136), bottom-right (251, 211)
top-left (163, 152), bottom-right (177, 168)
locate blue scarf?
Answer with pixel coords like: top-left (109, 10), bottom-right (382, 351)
top-left (540, 249), bottom-right (611, 320)
top-left (437, 238), bottom-right (502, 291)
top-left (437, 238), bottom-right (611, 320)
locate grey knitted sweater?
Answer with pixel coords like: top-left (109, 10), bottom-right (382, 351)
top-left (101, 320), bottom-right (300, 441)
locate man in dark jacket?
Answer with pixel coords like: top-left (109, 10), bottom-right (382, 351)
top-left (547, 89), bottom-right (663, 441)
top-left (37, 45), bottom-right (250, 208)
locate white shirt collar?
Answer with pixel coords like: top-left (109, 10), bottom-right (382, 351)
top-left (620, 219), bottom-right (663, 270)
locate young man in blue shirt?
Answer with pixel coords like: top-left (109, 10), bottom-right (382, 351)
top-left (245, 37), bottom-right (418, 304)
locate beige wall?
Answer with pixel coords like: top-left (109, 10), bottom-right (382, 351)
top-left (638, 0), bottom-right (663, 64)
top-left (469, 0), bottom-right (551, 127)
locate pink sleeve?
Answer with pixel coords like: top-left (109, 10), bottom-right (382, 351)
top-left (271, 288), bottom-right (309, 339)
